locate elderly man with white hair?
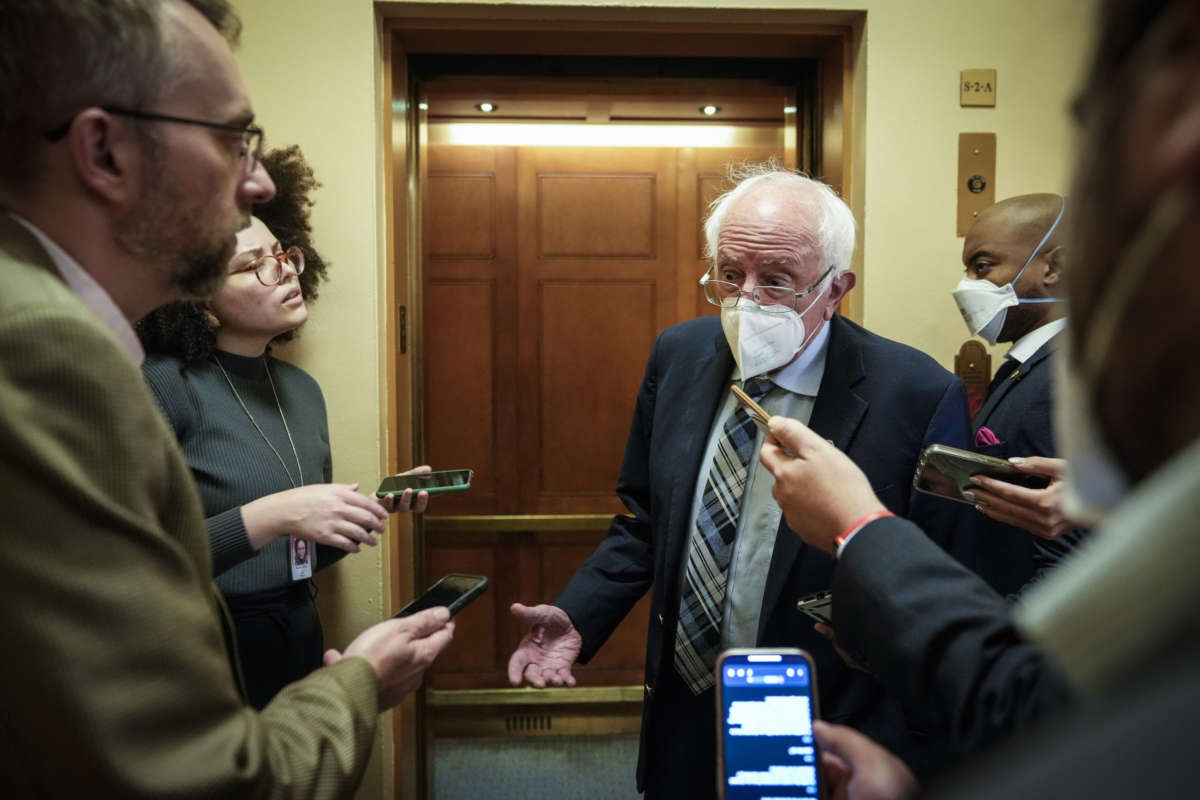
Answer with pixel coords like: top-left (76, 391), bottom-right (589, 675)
top-left (506, 167), bottom-right (977, 799)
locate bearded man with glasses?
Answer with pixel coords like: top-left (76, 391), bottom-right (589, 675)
top-left (507, 166), bottom-right (978, 798)
top-left (0, 1), bottom-right (453, 796)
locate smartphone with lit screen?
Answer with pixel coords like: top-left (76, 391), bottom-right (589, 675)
top-left (716, 648), bottom-right (823, 800)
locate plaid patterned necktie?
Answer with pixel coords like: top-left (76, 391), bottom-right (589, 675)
top-left (673, 376), bottom-right (773, 694)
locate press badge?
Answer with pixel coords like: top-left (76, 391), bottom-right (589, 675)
top-left (290, 535), bottom-right (313, 580)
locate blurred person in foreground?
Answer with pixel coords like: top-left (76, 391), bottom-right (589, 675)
top-left (138, 144), bottom-right (434, 709)
top-left (760, 0), bottom-right (1200, 796)
top-left (0, 1), bottom-right (452, 795)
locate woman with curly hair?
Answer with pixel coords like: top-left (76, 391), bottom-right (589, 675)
top-left (139, 145), bottom-right (429, 709)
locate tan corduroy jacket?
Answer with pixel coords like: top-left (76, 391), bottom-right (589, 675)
top-left (0, 214), bottom-right (379, 798)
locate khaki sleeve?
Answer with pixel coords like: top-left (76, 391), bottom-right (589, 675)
top-left (0, 306), bottom-right (379, 798)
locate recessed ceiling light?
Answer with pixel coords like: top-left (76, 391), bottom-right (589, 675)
top-left (476, 102), bottom-right (497, 113)
top-left (700, 105), bottom-right (721, 117)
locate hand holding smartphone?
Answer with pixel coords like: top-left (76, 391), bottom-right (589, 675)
top-left (393, 573), bottom-right (488, 619)
top-left (376, 468), bottom-right (473, 497)
top-left (717, 648), bottom-right (823, 800)
top-left (913, 444), bottom-right (1048, 504)
top-left (795, 591), bottom-right (833, 626)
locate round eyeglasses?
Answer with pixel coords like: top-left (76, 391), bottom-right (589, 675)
top-left (699, 265), bottom-right (835, 313)
top-left (248, 246), bottom-right (305, 286)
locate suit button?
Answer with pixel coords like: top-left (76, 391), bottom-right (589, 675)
top-left (644, 683), bottom-right (654, 697)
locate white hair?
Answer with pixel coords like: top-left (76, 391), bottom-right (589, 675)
top-left (703, 165), bottom-right (856, 276)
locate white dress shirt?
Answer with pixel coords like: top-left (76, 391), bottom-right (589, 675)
top-left (1007, 317), bottom-right (1067, 364)
top-left (679, 319), bottom-right (833, 651)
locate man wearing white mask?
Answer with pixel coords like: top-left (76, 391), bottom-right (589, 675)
top-left (505, 167), bottom-right (976, 799)
top-left (950, 194), bottom-right (1087, 596)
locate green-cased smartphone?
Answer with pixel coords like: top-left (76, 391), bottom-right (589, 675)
top-left (376, 468), bottom-right (473, 497)
top-left (913, 444), bottom-right (1045, 504)
top-left (392, 573), bottom-right (488, 619)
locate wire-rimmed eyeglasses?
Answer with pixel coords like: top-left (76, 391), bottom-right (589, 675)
top-left (699, 265), bottom-right (836, 313)
top-left (247, 246), bottom-right (305, 286)
top-left (45, 106), bottom-right (264, 174)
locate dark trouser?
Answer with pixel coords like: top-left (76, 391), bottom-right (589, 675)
top-left (225, 582), bottom-right (323, 710)
top-left (642, 661), bottom-right (719, 800)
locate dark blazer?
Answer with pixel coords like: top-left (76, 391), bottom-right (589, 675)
top-left (969, 331), bottom-right (1087, 596)
top-left (832, 515), bottom-right (1072, 764)
top-left (556, 314), bottom-right (973, 793)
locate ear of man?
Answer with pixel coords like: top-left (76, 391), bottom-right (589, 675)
top-left (64, 109), bottom-right (144, 210)
top-left (1042, 245), bottom-right (1064, 290)
top-left (822, 271), bottom-right (857, 320)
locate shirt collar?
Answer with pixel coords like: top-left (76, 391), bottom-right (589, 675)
top-left (8, 213), bottom-right (144, 365)
top-left (1007, 317), bottom-right (1067, 364)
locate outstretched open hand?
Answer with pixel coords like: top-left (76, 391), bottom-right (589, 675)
top-left (506, 603), bottom-right (582, 688)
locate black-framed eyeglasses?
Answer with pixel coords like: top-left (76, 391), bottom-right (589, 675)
top-left (246, 246), bottom-right (305, 286)
top-left (45, 105), bottom-right (263, 173)
top-left (699, 265), bottom-right (836, 313)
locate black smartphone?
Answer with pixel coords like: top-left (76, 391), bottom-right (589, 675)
top-left (376, 468), bottom-right (473, 497)
top-left (795, 590), bottom-right (833, 626)
top-left (392, 573), bottom-right (488, 619)
top-left (913, 444), bottom-right (1047, 504)
top-left (716, 648), bottom-right (823, 800)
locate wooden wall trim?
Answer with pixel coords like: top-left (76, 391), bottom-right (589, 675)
top-left (429, 686), bottom-right (643, 706)
top-left (425, 514), bottom-right (618, 533)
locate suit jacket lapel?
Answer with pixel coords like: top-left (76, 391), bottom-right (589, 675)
top-left (974, 332), bottom-right (1061, 428)
top-left (663, 327), bottom-right (735, 599)
top-left (1022, 334), bottom-right (1060, 373)
top-left (758, 316), bottom-right (867, 639)
top-left (974, 367), bottom-right (1019, 427)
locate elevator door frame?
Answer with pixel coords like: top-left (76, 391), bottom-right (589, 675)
top-left (379, 7), bottom-right (863, 796)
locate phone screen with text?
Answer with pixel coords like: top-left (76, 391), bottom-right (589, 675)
top-left (719, 652), bottom-right (821, 800)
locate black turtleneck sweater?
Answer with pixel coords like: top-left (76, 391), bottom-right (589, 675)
top-left (142, 350), bottom-right (346, 596)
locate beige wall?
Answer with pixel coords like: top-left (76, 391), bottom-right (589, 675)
top-left (231, 1), bottom-right (1094, 796)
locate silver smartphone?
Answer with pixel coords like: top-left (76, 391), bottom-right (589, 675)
top-left (913, 444), bottom-right (1043, 504)
top-left (795, 590), bottom-right (833, 626)
top-left (716, 648), bottom-right (823, 800)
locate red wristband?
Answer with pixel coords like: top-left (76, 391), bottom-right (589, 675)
top-left (833, 510), bottom-right (895, 554)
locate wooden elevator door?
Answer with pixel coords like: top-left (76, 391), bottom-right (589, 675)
top-left (422, 141), bottom-right (779, 690)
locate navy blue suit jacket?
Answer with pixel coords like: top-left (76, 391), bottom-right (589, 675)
top-left (970, 331), bottom-right (1086, 596)
top-left (555, 314), bottom-right (973, 791)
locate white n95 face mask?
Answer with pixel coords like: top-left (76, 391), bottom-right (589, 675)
top-left (950, 277), bottom-right (1018, 345)
top-left (720, 283), bottom-right (828, 379)
top-left (952, 198), bottom-right (1067, 345)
